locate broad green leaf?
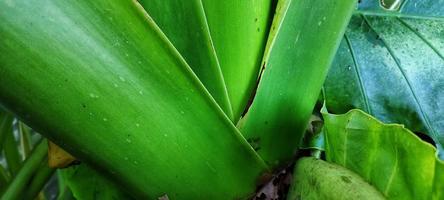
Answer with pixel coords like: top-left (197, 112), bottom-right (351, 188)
top-left (287, 157), bottom-right (385, 200)
top-left (322, 108), bottom-right (444, 200)
top-left (201, 0), bottom-right (273, 121)
top-left (357, 0), bottom-right (444, 18)
top-left (239, 0), bottom-right (357, 166)
top-left (0, 0), bottom-right (267, 199)
top-left (60, 164), bottom-right (132, 200)
top-left (1, 140), bottom-right (47, 200)
top-left (323, 14), bottom-right (444, 158)
top-left (137, 0), bottom-right (233, 120)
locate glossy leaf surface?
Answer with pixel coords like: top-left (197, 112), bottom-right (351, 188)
top-left (239, 0), bottom-right (357, 166)
top-left (324, 14), bottom-right (444, 157)
top-left (137, 0), bottom-right (233, 119)
top-left (323, 108), bottom-right (444, 200)
top-left (0, 0), bottom-right (267, 199)
top-left (201, 0), bottom-right (273, 121)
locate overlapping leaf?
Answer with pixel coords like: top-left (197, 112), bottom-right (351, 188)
top-left (239, 0), bottom-right (357, 166)
top-left (0, 0), bottom-right (267, 199)
top-left (323, 108), bottom-right (444, 200)
top-left (201, 0), bottom-right (273, 121)
top-left (324, 13), bottom-right (444, 158)
top-left (59, 164), bottom-right (133, 200)
top-left (137, 0), bottom-right (233, 119)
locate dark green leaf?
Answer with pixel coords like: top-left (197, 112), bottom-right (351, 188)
top-left (324, 14), bottom-right (444, 158)
top-left (59, 164), bottom-right (132, 200)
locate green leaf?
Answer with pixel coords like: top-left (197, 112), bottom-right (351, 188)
top-left (60, 164), bottom-right (132, 200)
top-left (323, 14), bottom-right (444, 158)
top-left (357, 0), bottom-right (444, 18)
top-left (322, 108), bottom-right (444, 200)
top-left (201, 0), bottom-right (273, 121)
top-left (239, 0), bottom-right (357, 166)
top-left (287, 157), bottom-right (385, 200)
top-left (0, 0), bottom-right (267, 199)
top-left (136, 0), bottom-right (233, 120)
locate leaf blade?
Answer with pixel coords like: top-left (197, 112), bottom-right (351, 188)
top-left (239, 0), bottom-right (357, 165)
top-left (201, 0), bottom-right (273, 121)
top-left (0, 0), bottom-right (267, 199)
top-left (324, 14), bottom-right (444, 158)
top-left (136, 0), bottom-right (233, 119)
top-left (322, 108), bottom-right (444, 200)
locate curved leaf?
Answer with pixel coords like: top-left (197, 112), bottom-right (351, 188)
top-left (0, 0), bottom-right (267, 199)
top-left (239, 0), bottom-right (357, 166)
top-left (201, 0), bottom-right (273, 121)
top-left (322, 108), bottom-right (444, 200)
top-left (324, 14), bottom-right (444, 157)
top-left (288, 157), bottom-right (385, 200)
top-left (137, 0), bottom-right (233, 119)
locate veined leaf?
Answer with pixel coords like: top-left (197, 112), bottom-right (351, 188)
top-left (201, 0), bottom-right (273, 121)
top-left (323, 14), bottom-right (444, 158)
top-left (60, 164), bottom-right (133, 200)
top-left (239, 0), bottom-right (357, 166)
top-left (137, 0), bottom-right (233, 120)
top-left (0, 0), bottom-right (267, 199)
top-left (322, 108), bottom-right (444, 200)
top-left (357, 0), bottom-right (444, 18)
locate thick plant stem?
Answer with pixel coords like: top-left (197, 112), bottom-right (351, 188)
top-left (1, 140), bottom-right (48, 200)
top-left (239, 0), bottom-right (358, 166)
top-left (3, 120), bottom-right (21, 176)
top-left (0, 165), bottom-right (10, 194)
top-left (0, 111), bottom-right (13, 152)
top-left (23, 157), bottom-right (55, 200)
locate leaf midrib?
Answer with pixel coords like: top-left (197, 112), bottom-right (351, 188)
top-left (360, 15), bottom-right (439, 143)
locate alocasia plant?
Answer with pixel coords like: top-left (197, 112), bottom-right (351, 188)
top-left (0, 0), bottom-right (443, 199)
